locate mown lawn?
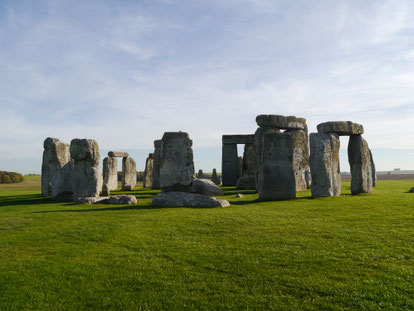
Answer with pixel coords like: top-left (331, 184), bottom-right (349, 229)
top-left (0, 177), bottom-right (413, 310)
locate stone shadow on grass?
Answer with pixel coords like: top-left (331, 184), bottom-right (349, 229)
top-left (0, 194), bottom-right (59, 207)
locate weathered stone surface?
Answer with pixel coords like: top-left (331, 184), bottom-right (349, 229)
top-left (41, 137), bottom-right (74, 198)
top-left (236, 144), bottom-right (256, 190)
top-left (348, 135), bottom-right (373, 195)
top-left (238, 156), bottom-right (243, 177)
top-left (305, 169), bottom-right (312, 189)
top-left (160, 132), bottom-right (194, 192)
top-left (197, 169), bottom-right (204, 178)
top-left (309, 133), bottom-right (341, 197)
top-left (74, 195), bottom-right (137, 205)
top-left (256, 115), bottom-right (306, 130)
top-left (222, 134), bottom-right (255, 145)
top-left (257, 132), bottom-right (296, 200)
top-left (151, 192), bottom-right (230, 208)
top-left (288, 129), bottom-right (309, 191)
top-left (254, 127), bottom-right (281, 183)
top-left (152, 139), bottom-right (162, 189)
top-left (122, 157), bottom-right (137, 191)
top-left (102, 156), bottom-right (118, 195)
top-left (369, 149), bottom-right (376, 187)
top-left (317, 121), bottom-right (364, 136)
top-left (143, 154), bottom-right (154, 188)
top-left (108, 151), bottom-right (129, 158)
top-left (70, 139), bottom-right (102, 198)
top-left (190, 178), bottom-right (224, 196)
top-left (222, 144), bottom-right (239, 186)
top-left (211, 168), bottom-right (220, 185)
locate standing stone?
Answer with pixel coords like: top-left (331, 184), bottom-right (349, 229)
top-left (152, 140), bottom-right (162, 189)
top-left (254, 127), bottom-right (280, 183)
top-left (257, 132), bottom-right (296, 200)
top-left (211, 169), bottom-right (220, 185)
top-left (348, 135), bottom-right (373, 195)
top-left (309, 133), bottom-right (341, 197)
top-left (198, 169), bottom-right (204, 179)
top-left (143, 153), bottom-right (154, 188)
top-left (41, 137), bottom-right (73, 198)
top-left (70, 138), bottom-right (102, 199)
top-left (122, 157), bottom-right (137, 190)
top-left (238, 156), bottom-right (243, 177)
top-left (102, 156), bottom-right (118, 195)
top-left (222, 143), bottom-right (239, 186)
top-left (288, 129), bottom-right (309, 191)
top-left (236, 144), bottom-right (256, 190)
top-left (160, 132), bottom-right (194, 192)
top-left (369, 149), bottom-right (376, 187)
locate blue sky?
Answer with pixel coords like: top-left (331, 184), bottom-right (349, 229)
top-left (1, 0), bottom-right (414, 174)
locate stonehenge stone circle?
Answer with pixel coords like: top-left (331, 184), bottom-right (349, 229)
top-left (121, 157), bottom-right (137, 191)
top-left (152, 192), bottom-right (230, 208)
top-left (256, 132), bottom-right (296, 200)
top-left (102, 156), bottom-right (118, 195)
top-left (152, 139), bottom-right (162, 189)
top-left (309, 133), bottom-right (341, 197)
top-left (41, 137), bottom-right (74, 198)
top-left (160, 132), bottom-right (194, 192)
top-left (236, 143), bottom-right (256, 190)
top-left (317, 121), bottom-right (364, 136)
top-left (211, 168), bottom-right (220, 185)
top-left (143, 153), bottom-right (154, 188)
top-left (70, 138), bottom-right (102, 199)
top-left (74, 195), bottom-right (137, 205)
top-left (348, 135), bottom-right (373, 195)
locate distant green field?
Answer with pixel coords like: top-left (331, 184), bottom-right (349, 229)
top-left (0, 177), bottom-right (413, 310)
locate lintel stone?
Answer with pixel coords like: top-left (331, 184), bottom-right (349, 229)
top-left (222, 134), bottom-right (254, 145)
top-left (108, 151), bottom-right (129, 158)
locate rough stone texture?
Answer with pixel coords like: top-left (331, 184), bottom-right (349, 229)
top-left (122, 157), bottom-right (137, 191)
top-left (70, 138), bottom-right (102, 199)
top-left (222, 144), bottom-right (239, 186)
top-left (108, 151), bottom-right (129, 157)
top-left (222, 134), bottom-right (255, 145)
top-left (317, 121), bottom-right (364, 136)
top-left (152, 140), bottom-right (162, 189)
top-left (305, 169), bottom-right (312, 189)
top-left (151, 192), bottom-right (230, 208)
top-left (74, 195), bottom-right (137, 205)
top-left (256, 114), bottom-right (306, 130)
top-left (197, 169), bottom-right (204, 178)
top-left (211, 169), bottom-right (220, 185)
top-left (369, 149), bottom-right (376, 187)
top-left (102, 156), bottom-right (118, 195)
top-left (348, 135), bottom-right (373, 195)
top-left (236, 144), bottom-right (256, 190)
top-left (238, 157), bottom-right (243, 177)
top-left (254, 127), bottom-right (281, 183)
top-left (160, 132), bottom-right (194, 192)
top-left (41, 137), bottom-right (74, 198)
top-left (288, 129), bottom-right (309, 191)
top-left (257, 132), bottom-right (296, 200)
top-left (190, 178), bottom-right (224, 196)
top-left (143, 154), bottom-right (154, 188)
top-left (309, 133), bottom-right (341, 197)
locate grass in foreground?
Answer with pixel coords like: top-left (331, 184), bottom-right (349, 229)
top-left (0, 177), bottom-right (413, 310)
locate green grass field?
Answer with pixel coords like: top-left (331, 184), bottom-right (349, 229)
top-left (0, 176), bottom-right (413, 310)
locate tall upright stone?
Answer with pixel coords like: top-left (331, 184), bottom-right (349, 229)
top-left (143, 153), bottom-right (154, 188)
top-left (348, 135), bottom-right (373, 195)
top-left (254, 127), bottom-right (280, 183)
top-left (70, 138), bottom-right (102, 199)
top-left (257, 132), bottom-right (296, 200)
top-left (309, 133), bottom-right (341, 197)
top-left (152, 140), bottom-right (162, 189)
top-left (236, 144), bottom-right (256, 190)
top-left (211, 168), bottom-right (220, 185)
top-left (160, 132), bottom-right (195, 192)
top-left (122, 157), bottom-right (137, 191)
top-left (102, 156), bottom-right (118, 195)
top-left (222, 143), bottom-right (239, 186)
top-left (198, 169), bottom-right (204, 179)
top-left (288, 129), bottom-right (309, 191)
top-left (41, 137), bottom-right (73, 198)
top-left (369, 149), bottom-right (376, 187)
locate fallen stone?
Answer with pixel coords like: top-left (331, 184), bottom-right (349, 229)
top-left (190, 178), bottom-right (224, 196)
top-left (256, 114), bottom-right (306, 130)
top-left (122, 157), bottom-right (137, 191)
top-left (151, 192), bottom-right (230, 208)
top-left (309, 133), bottom-right (341, 197)
top-left (108, 151), bottom-right (129, 158)
top-left (74, 195), bottom-right (137, 205)
top-left (317, 121), bottom-right (364, 136)
top-left (348, 135), bottom-right (373, 195)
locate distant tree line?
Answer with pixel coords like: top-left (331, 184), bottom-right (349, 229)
top-left (0, 171), bottom-right (24, 184)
